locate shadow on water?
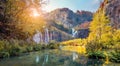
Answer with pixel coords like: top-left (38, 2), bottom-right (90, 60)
top-left (0, 50), bottom-right (120, 66)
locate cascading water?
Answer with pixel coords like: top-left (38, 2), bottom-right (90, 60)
top-left (45, 28), bottom-right (49, 44)
top-left (49, 31), bottom-right (53, 41)
top-left (52, 31), bottom-right (55, 40)
top-left (40, 32), bottom-right (43, 42)
top-left (72, 28), bottom-right (78, 38)
top-left (33, 31), bottom-right (42, 44)
top-left (32, 27), bottom-right (50, 44)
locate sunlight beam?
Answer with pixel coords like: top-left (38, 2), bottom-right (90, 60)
top-left (30, 8), bottom-right (40, 17)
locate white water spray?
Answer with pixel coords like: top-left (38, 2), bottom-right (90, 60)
top-left (72, 28), bottom-right (78, 37)
top-left (33, 31), bottom-right (42, 44)
top-left (35, 56), bottom-right (40, 63)
top-left (45, 28), bottom-right (49, 44)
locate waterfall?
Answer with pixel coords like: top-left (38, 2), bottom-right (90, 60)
top-left (32, 27), bottom-right (50, 44)
top-left (45, 28), bottom-right (49, 44)
top-left (33, 31), bottom-right (42, 44)
top-left (72, 28), bottom-right (78, 37)
top-left (52, 31), bottom-right (55, 40)
top-left (50, 31), bottom-right (53, 41)
top-left (40, 32), bottom-right (43, 42)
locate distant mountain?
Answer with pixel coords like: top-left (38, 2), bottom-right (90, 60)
top-left (46, 8), bottom-right (93, 29)
top-left (44, 8), bottom-right (93, 39)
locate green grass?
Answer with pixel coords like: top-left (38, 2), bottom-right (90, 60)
top-left (0, 39), bottom-right (59, 58)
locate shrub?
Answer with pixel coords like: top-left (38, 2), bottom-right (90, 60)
top-left (109, 50), bottom-right (120, 63)
top-left (33, 44), bottom-right (42, 51)
top-left (41, 44), bottom-right (47, 49)
top-left (0, 51), bottom-right (10, 58)
top-left (0, 41), bottom-right (5, 51)
top-left (87, 51), bottom-right (106, 59)
top-left (86, 41), bottom-right (103, 52)
top-left (26, 46), bottom-right (33, 52)
top-left (47, 42), bottom-right (59, 49)
top-left (9, 47), bottom-right (22, 56)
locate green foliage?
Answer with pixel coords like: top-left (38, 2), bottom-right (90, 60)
top-left (0, 39), bottom-right (60, 58)
top-left (86, 40), bottom-right (106, 60)
top-left (87, 51), bottom-right (106, 59)
top-left (9, 47), bottom-right (21, 56)
top-left (33, 44), bottom-right (42, 51)
top-left (86, 41), bottom-right (103, 52)
top-left (88, 10), bottom-right (111, 42)
top-left (0, 0), bottom-right (46, 39)
top-left (47, 43), bottom-right (59, 49)
top-left (85, 6), bottom-right (120, 63)
top-left (47, 41), bottom-right (60, 49)
top-left (0, 40), bottom-right (38, 58)
top-left (109, 50), bottom-right (120, 63)
top-left (87, 7), bottom-right (120, 50)
top-left (0, 51), bottom-right (10, 58)
top-left (26, 46), bottom-right (34, 52)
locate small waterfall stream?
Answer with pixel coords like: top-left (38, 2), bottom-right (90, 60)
top-left (45, 28), bottom-right (49, 44)
top-left (33, 27), bottom-right (50, 44)
top-left (72, 28), bottom-right (78, 38)
top-left (33, 31), bottom-right (42, 44)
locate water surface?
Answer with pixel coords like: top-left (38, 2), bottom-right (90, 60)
top-left (0, 50), bottom-right (120, 66)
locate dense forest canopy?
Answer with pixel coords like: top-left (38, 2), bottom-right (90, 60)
top-left (0, 0), bottom-right (47, 39)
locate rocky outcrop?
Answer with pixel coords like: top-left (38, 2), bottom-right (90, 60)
top-left (46, 8), bottom-right (93, 28)
top-left (45, 8), bottom-right (93, 39)
top-left (77, 29), bottom-right (89, 39)
top-left (101, 0), bottom-right (120, 29)
top-left (75, 22), bottom-right (90, 38)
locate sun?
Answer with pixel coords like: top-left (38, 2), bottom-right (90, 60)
top-left (33, 10), bottom-right (40, 17)
top-left (30, 8), bottom-right (40, 17)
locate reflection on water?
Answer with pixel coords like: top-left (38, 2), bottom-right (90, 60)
top-left (72, 52), bottom-right (78, 61)
top-left (0, 50), bottom-right (120, 66)
top-left (42, 54), bottom-right (49, 66)
top-left (35, 56), bottom-right (40, 63)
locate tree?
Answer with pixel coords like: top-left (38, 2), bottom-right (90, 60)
top-left (0, 0), bottom-right (47, 39)
top-left (88, 9), bottom-right (111, 42)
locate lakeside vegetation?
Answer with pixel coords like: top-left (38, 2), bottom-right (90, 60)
top-left (60, 5), bottom-right (120, 63)
top-left (0, 40), bottom-right (59, 58)
top-left (0, 0), bottom-right (120, 65)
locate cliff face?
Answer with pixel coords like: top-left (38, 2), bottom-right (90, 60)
top-left (46, 8), bottom-right (93, 28)
top-left (103, 0), bottom-right (120, 29)
top-left (45, 8), bottom-right (93, 39)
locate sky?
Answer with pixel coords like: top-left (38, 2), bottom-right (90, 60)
top-left (43, 0), bottom-right (103, 12)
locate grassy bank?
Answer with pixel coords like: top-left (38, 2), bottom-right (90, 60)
top-left (0, 39), bottom-right (59, 58)
top-left (61, 39), bottom-right (120, 63)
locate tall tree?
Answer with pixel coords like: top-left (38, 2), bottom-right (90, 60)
top-left (88, 9), bottom-right (111, 43)
top-left (0, 0), bottom-right (47, 39)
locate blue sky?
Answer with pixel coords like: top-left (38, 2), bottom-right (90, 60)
top-left (43, 0), bottom-right (103, 12)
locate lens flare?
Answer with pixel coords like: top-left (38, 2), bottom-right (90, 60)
top-left (30, 8), bottom-right (40, 17)
top-left (33, 10), bottom-right (40, 17)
